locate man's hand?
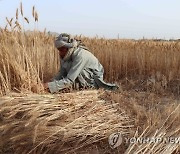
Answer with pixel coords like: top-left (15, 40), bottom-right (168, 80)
top-left (43, 83), bottom-right (50, 92)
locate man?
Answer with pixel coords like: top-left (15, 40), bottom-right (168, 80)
top-left (43, 33), bottom-right (119, 93)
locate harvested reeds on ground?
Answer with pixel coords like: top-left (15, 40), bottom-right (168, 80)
top-left (0, 90), bottom-right (132, 154)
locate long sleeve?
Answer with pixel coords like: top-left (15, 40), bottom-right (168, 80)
top-left (48, 52), bottom-right (87, 93)
top-left (51, 62), bottom-right (66, 81)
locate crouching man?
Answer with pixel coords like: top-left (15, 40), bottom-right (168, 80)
top-left (43, 33), bottom-right (119, 93)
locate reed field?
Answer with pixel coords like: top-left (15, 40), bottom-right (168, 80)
top-left (0, 3), bottom-right (180, 154)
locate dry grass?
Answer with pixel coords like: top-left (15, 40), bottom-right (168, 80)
top-left (104, 90), bottom-right (180, 154)
top-left (82, 37), bottom-right (180, 96)
top-left (0, 30), bottom-right (58, 95)
top-left (0, 3), bottom-right (180, 154)
top-left (0, 90), bottom-right (132, 154)
top-left (0, 30), bottom-right (180, 96)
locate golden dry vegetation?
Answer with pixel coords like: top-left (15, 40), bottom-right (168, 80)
top-left (0, 3), bottom-right (180, 154)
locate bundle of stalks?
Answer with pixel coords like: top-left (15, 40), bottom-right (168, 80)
top-left (0, 90), bottom-right (132, 154)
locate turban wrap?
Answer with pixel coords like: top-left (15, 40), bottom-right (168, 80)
top-left (55, 33), bottom-right (89, 61)
top-left (55, 33), bottom-right (78, 49)
top-left (55, 33), bottom-right (79, 61)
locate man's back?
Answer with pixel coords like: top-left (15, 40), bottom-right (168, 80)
top-left (62, 47), bottom-right (104, 77)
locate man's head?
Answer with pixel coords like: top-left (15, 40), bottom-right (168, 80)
top-left (55, 33), bottom-right (73, 59)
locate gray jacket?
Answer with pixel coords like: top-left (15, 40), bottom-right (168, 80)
top-left (48, 47), bottom-right (118, 93)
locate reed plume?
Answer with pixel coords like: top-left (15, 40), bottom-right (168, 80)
top-left (20, 2), bottom-right (24, 17)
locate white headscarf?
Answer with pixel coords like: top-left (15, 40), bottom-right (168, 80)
top-left (55, 33), bottom-right (78, 49)
top-left (55, 33), bottom-right (79, 61)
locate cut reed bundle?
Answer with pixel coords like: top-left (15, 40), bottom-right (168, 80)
top-left (0, 90), bottom-right (132, 154)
